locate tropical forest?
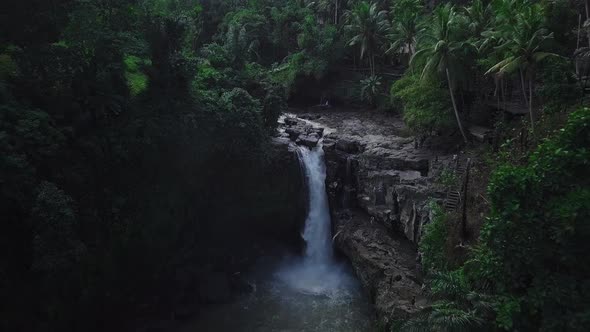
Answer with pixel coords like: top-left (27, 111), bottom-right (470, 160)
top-left (0, 0), bottom-right (589, 331)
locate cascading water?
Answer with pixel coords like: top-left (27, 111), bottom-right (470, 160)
top-left (299, 143), bottom-right (333, 265)
top-left (276, 141), bottom-right (354, 297)
top-left (188, 122), bottom-right (374, 332)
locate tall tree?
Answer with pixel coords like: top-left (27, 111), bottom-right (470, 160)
top-left (343, 1), bottom-right (389, 76)
top-left (386, 0), bottom-right (424, 59)
top-left (412, 4), bottom-right (473, 143)
top-left (485, 3), bottom-right (559, 133)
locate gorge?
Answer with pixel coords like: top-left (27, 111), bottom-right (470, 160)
top-left (184, 114), bottom-right (376, 332)
top-left (3, 1), bottom-right (589, 331)
top-left (179, 108), bottom-right (447, 331)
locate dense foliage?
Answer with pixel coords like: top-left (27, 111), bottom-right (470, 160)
top-left (0, 0), bottom-right (334, 330)
top-left (1, 0), bottom-right (589, 331)
top-left (407, 107), bottom-right (590, 332)
top-left (473, 107), bottom-right (590, 330)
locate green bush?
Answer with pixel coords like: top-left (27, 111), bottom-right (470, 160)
top-left (420, 202), bottom-right (451, 274)
top-left (539, 57), bottom-right (582, 114)
top-left (124, 55), bottom-right (149, 96)
top-left (360, 75), bottom-right (382, 107)
top-left (472, 107), bottom-right (590, 331)
top-left (391, 74), bottom-right (454, 140)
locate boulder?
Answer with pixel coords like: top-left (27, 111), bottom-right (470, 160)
top-left (285, 127), bottom-right (303, 140)
top-left (336, 139), bottom-right (362, 154)
top-left (297, 132), bottom-right (320, 148)
top-left (284, 117), bottom-right (301, 126)
top-left (311, 127), bottom-right (325, 136)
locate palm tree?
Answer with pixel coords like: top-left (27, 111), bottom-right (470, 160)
top-left (314, 0), bottom-right (340, 24)
top-left (411, 4), bottom-right (473, 143)
top-left (343, 1), bottom-right (389, 76)
top-left (386, 0), bottom-right (424, 59)
top-left (386, 16), bottom-right (421, 60)
top-left (464, 0), bottom-right (493, 40)
top-left (485, 4), bottom-right (559, 133)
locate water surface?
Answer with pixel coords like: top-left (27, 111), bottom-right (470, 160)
top-left (183, 255), bottom-right (375, 332)
top-left (183, 140), bottom-right (375, 332)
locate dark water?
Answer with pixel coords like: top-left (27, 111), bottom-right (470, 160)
top-left (182, 255), bottom-right (375, 332)
top-left (182, 128), bottom-right (375, 332)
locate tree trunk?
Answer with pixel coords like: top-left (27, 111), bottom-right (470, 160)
top-left (577, 14), bottom-right (582, 50)
top-left (446, 68), bottom-right (468, 143)
top-left (496, 78), bottom-right (500, 111)
top-left (529, 71), bottom-right (535, 134)
top-left (501, 77), bottom-right (507, 112)
top-left (335, 0), bottom-right (338, 25)
top-left (461, 158), bottom-right (471, 241)
top-left (519, 69), bottom-right (529, 107)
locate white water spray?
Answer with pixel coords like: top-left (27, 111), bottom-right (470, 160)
top-left (277, 141), bottom-right (354, 297)
top-left (299, 144), bottom-right (333, 265)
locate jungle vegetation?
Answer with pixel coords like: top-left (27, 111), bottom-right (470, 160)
top-left (0, 0), bottom-right (589, 331)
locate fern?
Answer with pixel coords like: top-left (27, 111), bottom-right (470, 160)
top-left (394, 301), bottom-right (485, 332)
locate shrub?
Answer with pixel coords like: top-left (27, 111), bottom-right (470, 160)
top-left (420, 202), bottom-right (451, 274)
top-left (360, 75), bottom-right (382, 107)
top-left (391, 74), bottom-right (454, 142)
top-left (539, 57), bottom-right (582, 114)
top-left (472, 107), bottom-right (590, 331)
top-left (124, 55), bottom-right (149, 96)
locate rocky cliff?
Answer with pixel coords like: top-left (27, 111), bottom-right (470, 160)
top-left (279, 109), bottom-right (456, 325)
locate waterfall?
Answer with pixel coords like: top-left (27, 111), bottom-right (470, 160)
top-left (298, 143), bottom-right (333, 265)
top-left (277, 142), bottom-right (354, 297)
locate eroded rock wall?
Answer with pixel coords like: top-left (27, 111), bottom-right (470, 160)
top-left (280, 110), bottom-right (452, 324)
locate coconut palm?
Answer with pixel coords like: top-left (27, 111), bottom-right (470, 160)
top-left (411, 4), bottom-right (474, 143)
top-left (463, 0), bottom-right (493, 40)
top-left (313, 0), bottom-right (341, 24)
top-left (343, 1), bottom-right (389, 76)
top-left (386, 0), bottom-right (424, 59)
top-left (485, 4), bottom-right (559, 133)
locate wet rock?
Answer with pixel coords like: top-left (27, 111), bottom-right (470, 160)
top-left (333, 211), bottom-right (425, 324)
top-left (281, 116), bottom-right (325, 148)
top-left (299, 113), bottom-right (322, 120)
top-left (284, 117), bottom-right (301, 126)
top-left (285, 127), bottom-right (303, 140)
top-left (297, 133), bottom-right (320, 148)
top-left (336, 139), bottom-right (362, 154)
top-left (318, 111), bottom-right (444, 244)
top-left (311, 127), bottom-right (325, 136)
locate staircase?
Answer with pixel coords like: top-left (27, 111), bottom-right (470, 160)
top-left (443, 156), bottom-right (470, 212)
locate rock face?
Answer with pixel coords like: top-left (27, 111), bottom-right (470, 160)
top-left (334, 210), bottom-right (426, 322)
top-left (309, 110), bottom-right (447, 244)
top-left (280, 115), bottom-right (325, 148)
top-left (281, 109), bottom-right (454, 325)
